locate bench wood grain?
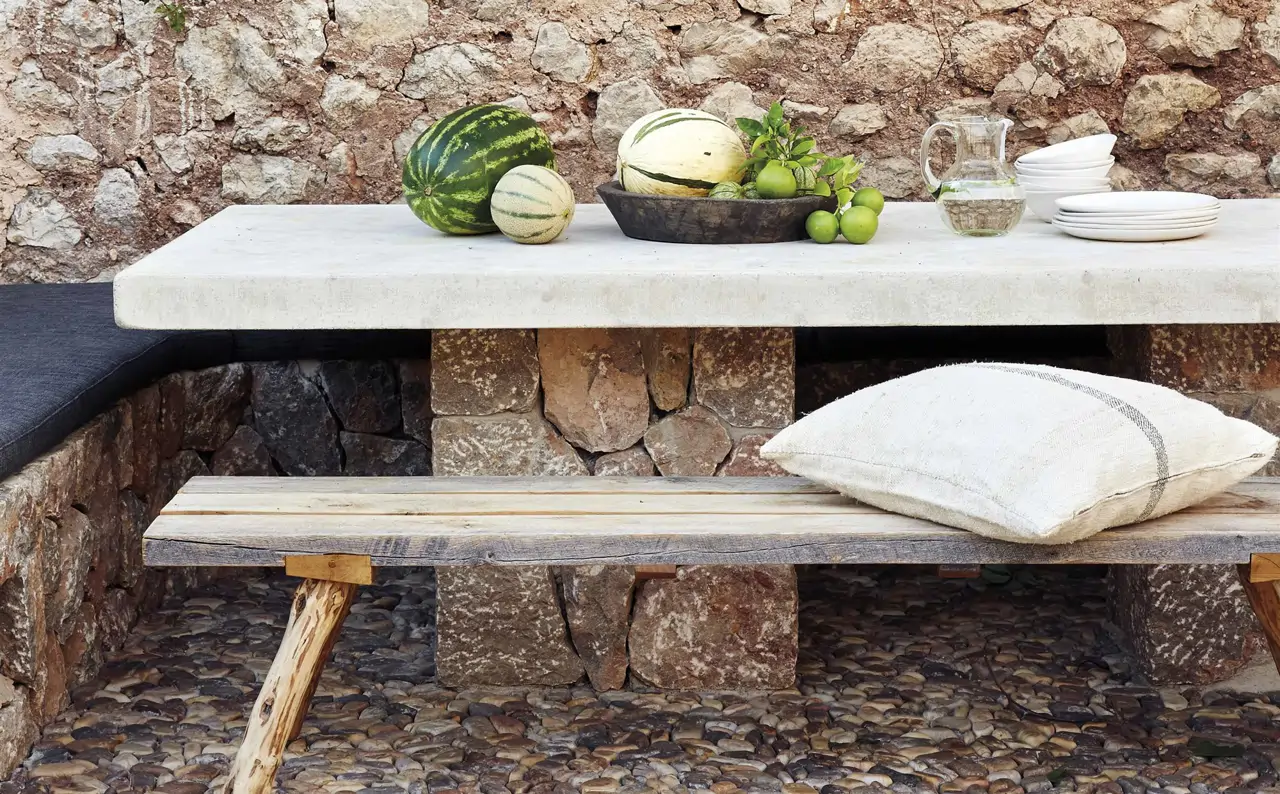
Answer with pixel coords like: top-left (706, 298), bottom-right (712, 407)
top-left (144, 476), bottom-right (1280, 567)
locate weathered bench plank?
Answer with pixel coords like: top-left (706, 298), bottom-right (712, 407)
top-left (144, 476), bottom-right (1280, 567)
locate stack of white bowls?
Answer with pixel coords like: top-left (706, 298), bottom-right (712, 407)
top-left (1015, 134), bottom-right (1117, 221)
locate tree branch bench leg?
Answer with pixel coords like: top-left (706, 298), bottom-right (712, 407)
top-left (1239, 555), bottom-right (1280, 676)
top-left (223, 555), bottom-right (372, 794)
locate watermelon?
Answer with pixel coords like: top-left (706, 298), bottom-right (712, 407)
top-left (403, 104), bottom-right (556, 235)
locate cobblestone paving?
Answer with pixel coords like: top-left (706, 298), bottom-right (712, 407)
top-left (5, 566), bottom-right (1280, 794)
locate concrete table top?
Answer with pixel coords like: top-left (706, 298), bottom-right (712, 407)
top-left (113, 200), bottom-right (1280, 329)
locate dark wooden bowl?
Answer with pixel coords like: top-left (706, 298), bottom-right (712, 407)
top-left (596, 181), bottom-right (838, 244)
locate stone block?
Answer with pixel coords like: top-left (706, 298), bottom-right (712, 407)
top-left (1121, 325), bottom-right (1280, 392)
top-left (182, 364), bottom-right (251, 451)
top-left (157, 373), bottom-right (187, 459)
top-left (1108, 564), bottom-right (1261, 684)
top-left (44, 509), bottom-right (91, 643)
top-left (128, 385), bottom-right (160, 493)
top-left (211, 425), bottom-right (275, 476)
top-left (562, 565), bottom-right (635, 691)
top-left (641, 329), bottom-right (691, 411)
top-left (630, 565), bottom-right (798, 690)
top-left (0, 484), bottom-right (35, 584)
top-left (115, 397), bottom-right (134, 490)
top-left (0, 678), bottom-right (36, 780)
top-left (116, 491), bottom-right (148, 590)
top-left (435, 567), bottom-right (583, 687)
top-left (399, 360), bottom-right (432, 446)
top-left (593, 445), bottom-right (656, 476)
top-left (148, 451), bottom-right (210, 522)
top-left (644, 406), bottom-right (732, 476)
top-left (718, 433), bottom-right (790, 477)
top-left (431, 330), bottom-right (539, 416)
top-left (432, 415), bottom-right (588, 476)
top-left (0, 552), bottom-right (45, 686)
top-left (318, 360), bottom-right (400, 434)
top-left (341, 432), bottom-right (430, 476)
top-left (539, 329), bottom-right (650, 453)
top-left (693, 328), bottom-right (794, 428)
top-left (250, 362), bottom-right (341, 475)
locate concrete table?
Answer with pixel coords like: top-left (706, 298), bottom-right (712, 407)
top-left (113, 201), bottom-right (1280, 330)
top-left (113, 198), bottom-right (1280, 689)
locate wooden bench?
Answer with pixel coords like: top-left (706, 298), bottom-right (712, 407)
top-left (145, 475), bottom-right (1280, 794)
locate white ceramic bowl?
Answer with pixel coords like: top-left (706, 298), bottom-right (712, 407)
top-left (1016, 134), bottom-right (1117, 165)
top-left (1015, 160), bottom-right (1114, 180)
top-left (1015, 156), bottom-right (1114, 170)
top-left (1018, 176), bottom-right (1112, 191)
top-left (1024, 186), bottom-right (1111, 221)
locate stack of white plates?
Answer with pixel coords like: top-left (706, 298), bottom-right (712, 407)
top-left (1015, 134), bottom-right (1117, 221)
top-left (1051, 191), bottom-right (1221, 241)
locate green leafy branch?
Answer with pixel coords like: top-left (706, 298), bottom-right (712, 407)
top-left (735, 101), bottom-right (863, 205)
top-left (145, 0), bottom-right (189, 33)
top-left (736, 102), bottom-right (818, 178)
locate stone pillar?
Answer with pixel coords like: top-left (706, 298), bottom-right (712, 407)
top-left (430, 327), bottom-right (799, 690)
top-left (429, 330), bottom-right (586, 688)
top-left (1107, 324), bottom-right (1280, 684)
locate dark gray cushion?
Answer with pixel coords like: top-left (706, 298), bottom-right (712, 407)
top-left (0, 284), bottom-right (437, 482)
top-left (0, 284), bottom-right (231, 481)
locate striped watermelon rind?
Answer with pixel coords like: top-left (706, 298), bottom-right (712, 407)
top-left (491, 165), bottom-right (575, 244)
top-left (403, 104), bottom-right (556, 235)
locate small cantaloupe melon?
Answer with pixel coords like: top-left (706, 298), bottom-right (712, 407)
top-left (490, 165), bottom-right (575, 244)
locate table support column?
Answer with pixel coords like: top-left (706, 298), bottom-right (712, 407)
top-left (1107, 324), bottom-right (1280, 684)
top-left (429, 328), bottom-right (799, 690)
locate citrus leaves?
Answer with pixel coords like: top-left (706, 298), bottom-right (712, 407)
top-left (735, 101), bottom-right (863, 205)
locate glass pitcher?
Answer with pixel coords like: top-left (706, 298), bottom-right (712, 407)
top-left (920, 116), bottom-right (1025, 237)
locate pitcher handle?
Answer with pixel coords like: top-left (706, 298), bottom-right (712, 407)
top-left (920, 121), bottom-right (956, 197)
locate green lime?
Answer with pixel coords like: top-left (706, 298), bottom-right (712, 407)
top-left (811, 181), bottom-right (832, 197)
top-left (852, 187), bottom-right (885, 215)
top-left (756, 161), bottom-right (798, 199)
top-left (839, 205), bottom-right (878, 244)
top-left (805, 210), bottom-right (839, 243)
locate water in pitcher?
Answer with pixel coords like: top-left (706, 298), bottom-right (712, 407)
top-left (920, 117), bottom-right (1025, 237)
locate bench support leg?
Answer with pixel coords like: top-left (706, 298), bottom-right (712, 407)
top-left (223, 576), bottom-right (358, 794)
top-left (1236, 563), bottom-right (1280, 676)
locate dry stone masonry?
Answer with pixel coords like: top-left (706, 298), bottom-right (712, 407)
top-left (2, 0), bottom-right (1279, 280)
top-left (0, 358), bottom-right (431, 774)
top-left (429, 328), bottom-right (797, 690)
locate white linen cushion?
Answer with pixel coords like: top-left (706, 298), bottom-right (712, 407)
top-left (760, 363), bottom-right (1278, 544)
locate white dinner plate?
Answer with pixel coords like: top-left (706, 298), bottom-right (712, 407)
top-left (1054, 208), bottom-right (1219, 223)
top-left (1051, 222), bottom-right (1216, 242)
top-left (1054, 191), bottom-right (1219, 213)
top-left (1051, 214), bottom-right (1218, 229)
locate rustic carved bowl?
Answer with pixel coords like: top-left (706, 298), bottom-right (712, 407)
top-left (596, 181), bottom-right (838, 244)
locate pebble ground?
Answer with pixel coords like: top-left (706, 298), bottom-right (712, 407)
top-left (5, 566), bottom-right (1280, 794)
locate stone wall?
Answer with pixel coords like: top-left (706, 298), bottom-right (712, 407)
top-left (428, 328), bottom-right (800, 691)
top-left (0, 358), bottom-right (431, 777)
top-left (1, 0), bottom-right (1278, 282)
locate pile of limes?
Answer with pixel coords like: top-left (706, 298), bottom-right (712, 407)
top-left (805, 187), bottom-right (884, 244)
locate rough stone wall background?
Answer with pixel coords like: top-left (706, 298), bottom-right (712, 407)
top-left (0, 358), bottom-right (433, 777)
top-left (1, 0), bottom-right (1278, 283)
